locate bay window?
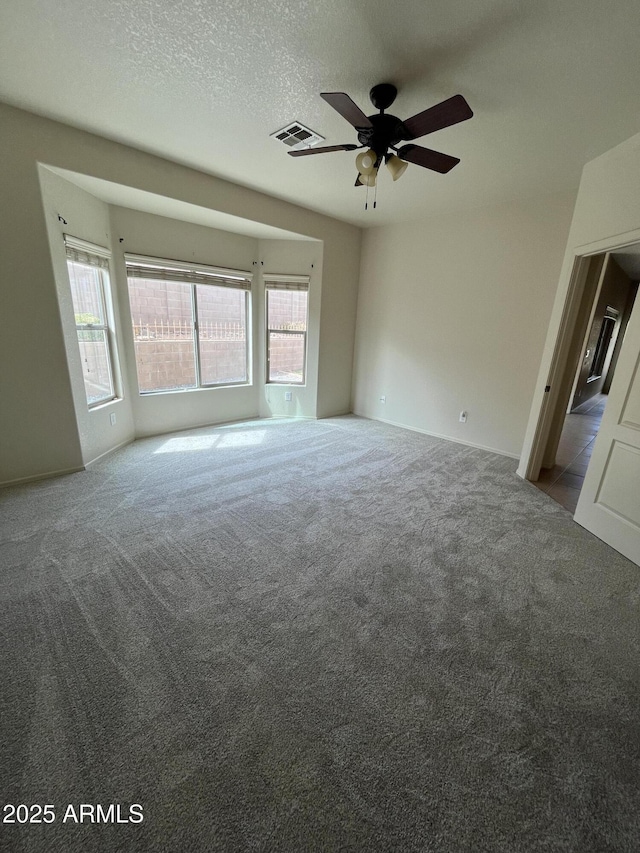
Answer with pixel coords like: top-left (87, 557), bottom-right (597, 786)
top-left (125, 255), bottom-right (252, 394)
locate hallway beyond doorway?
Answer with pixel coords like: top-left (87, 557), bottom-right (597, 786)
top-left (533, 393), bottom-right (607, 513)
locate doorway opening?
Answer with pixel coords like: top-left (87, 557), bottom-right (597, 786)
top-left (533, 393), bottom-right (607, 511)
top-left (531, 249), bottom-right (639, 513)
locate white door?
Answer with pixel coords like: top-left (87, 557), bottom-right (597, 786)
top-left (574, 288), bottom-right (640, 566)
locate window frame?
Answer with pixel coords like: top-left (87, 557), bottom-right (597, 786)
top-left (125, 254), bottom-right (253, 395)
top-left (194, 283), bottom-right (251, 390)
top-left (264, 275), bottom-right (310, 386)
top-left (64, 236), bottom-right (119, 409)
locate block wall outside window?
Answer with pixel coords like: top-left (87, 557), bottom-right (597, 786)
top-left (128, 279), bottom-right (196, 392)
top-left (125, 257), bottom-right (251, 394)
top-left (266, 287), bottom-right (308, 384)
top-left (196, 285), bottom-right (247, 386)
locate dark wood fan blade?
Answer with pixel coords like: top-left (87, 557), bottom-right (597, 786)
top-left (397, 144), bottom-right (460, 174)
top-left (320, 92), bottom-right (373, 129)
top-left (402, 94), bottom-right (473, 140)
top-left (288, 144), bottom-right (358, 157)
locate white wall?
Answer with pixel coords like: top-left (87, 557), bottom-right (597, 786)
top-left (38, 167), bottom-right (135, 466)
top-left (0, 102), bottom-right (361, 485)
top-left (1, 129), bottom-right (81, 484)
top-left (352, 191), bottom-right (576, 457)
top-left (316, 227), bottom-right (362, 418)
top-left (520, 131), bottom-right (640, 475)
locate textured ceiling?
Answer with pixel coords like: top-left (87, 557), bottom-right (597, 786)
top-left (2, 0), bottom-right (640, 227)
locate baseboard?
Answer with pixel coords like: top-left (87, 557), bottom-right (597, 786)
top-left (268, 415), bottom-right (316, 420)
top-left (84, 437), bottom-right (135, 469)
top-left (1, 439), bottom-right (135, 487)
top-left (134, 415), bottom-right (262, 441)
top-left (352, 410), bottom-right (520, 460)
top-left (0, 465), bottom-right (86, 489)
top-left (318, 408), bottom-right (352, 419)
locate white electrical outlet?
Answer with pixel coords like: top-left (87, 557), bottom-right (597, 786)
top-left (459, 411), bottom-right (467, 423)
top-left (110, 412), bottom-right (117, 426)
top-left (379, 395), bottom-right (386, 403)
top-left (285, 391), bottom-right (292, 402)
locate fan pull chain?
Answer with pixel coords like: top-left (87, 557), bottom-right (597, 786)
top-left (373, 179), bottom-right (378, 209)
top-left (365, 181), bottom-right (370, 211)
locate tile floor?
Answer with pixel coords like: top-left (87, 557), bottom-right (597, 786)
top-left (533, 393), bottom-right (607, 513)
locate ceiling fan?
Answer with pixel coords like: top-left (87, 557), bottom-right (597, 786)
top-left (289, 83), bottom-right (473, 190)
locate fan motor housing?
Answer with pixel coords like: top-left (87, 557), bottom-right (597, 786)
top-left (369, 83), bottom-right (397, 111)
top-left (357, 113), bottom-right (406, 157)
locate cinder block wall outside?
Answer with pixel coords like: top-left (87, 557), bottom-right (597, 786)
top-left (117, 280), bottom-right (307, 390)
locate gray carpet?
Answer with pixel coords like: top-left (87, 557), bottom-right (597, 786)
top-left (1, 415), bottom-right (639, 853)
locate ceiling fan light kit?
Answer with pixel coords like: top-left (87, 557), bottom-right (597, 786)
top-left (358, 170), bottom-right (378, 188)
top-left (288, 82), bottom-right (473, 207)
top-left (355, 148), bottom-right (377, 175)
top-left (385, 153), bottom-right (408, 181)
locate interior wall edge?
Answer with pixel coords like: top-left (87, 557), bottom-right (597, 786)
top-left (352, 410), bottom-right (521, 460)
top-left (132, 414), bottom-right (264, 441)
top-left (83, 437), bottom-right (136, 469)
top-left (317, 408), bottom-right (352, 419)
top-left (0, 466), bottom-right (86, 490)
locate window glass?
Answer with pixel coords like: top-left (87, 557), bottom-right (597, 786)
top-left (127, 278), bottom-right (196, 393)
top-left (67, 260), bottom-right (116, 406)
top-left (126, 264), bottom-right (251, 394)
top-left (196, 285), bottom-right (248, 385)
top-left (266, 289), bottom-right (308, 384)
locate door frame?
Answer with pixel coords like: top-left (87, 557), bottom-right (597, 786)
top-left (519, 229), bottom-right (640, 483)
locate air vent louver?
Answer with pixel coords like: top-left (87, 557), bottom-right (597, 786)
top-left (270, 122), bottom-right (324, 151)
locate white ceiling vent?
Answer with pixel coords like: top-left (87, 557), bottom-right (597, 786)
top-left (270, 122), bottom-right (325, 151)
